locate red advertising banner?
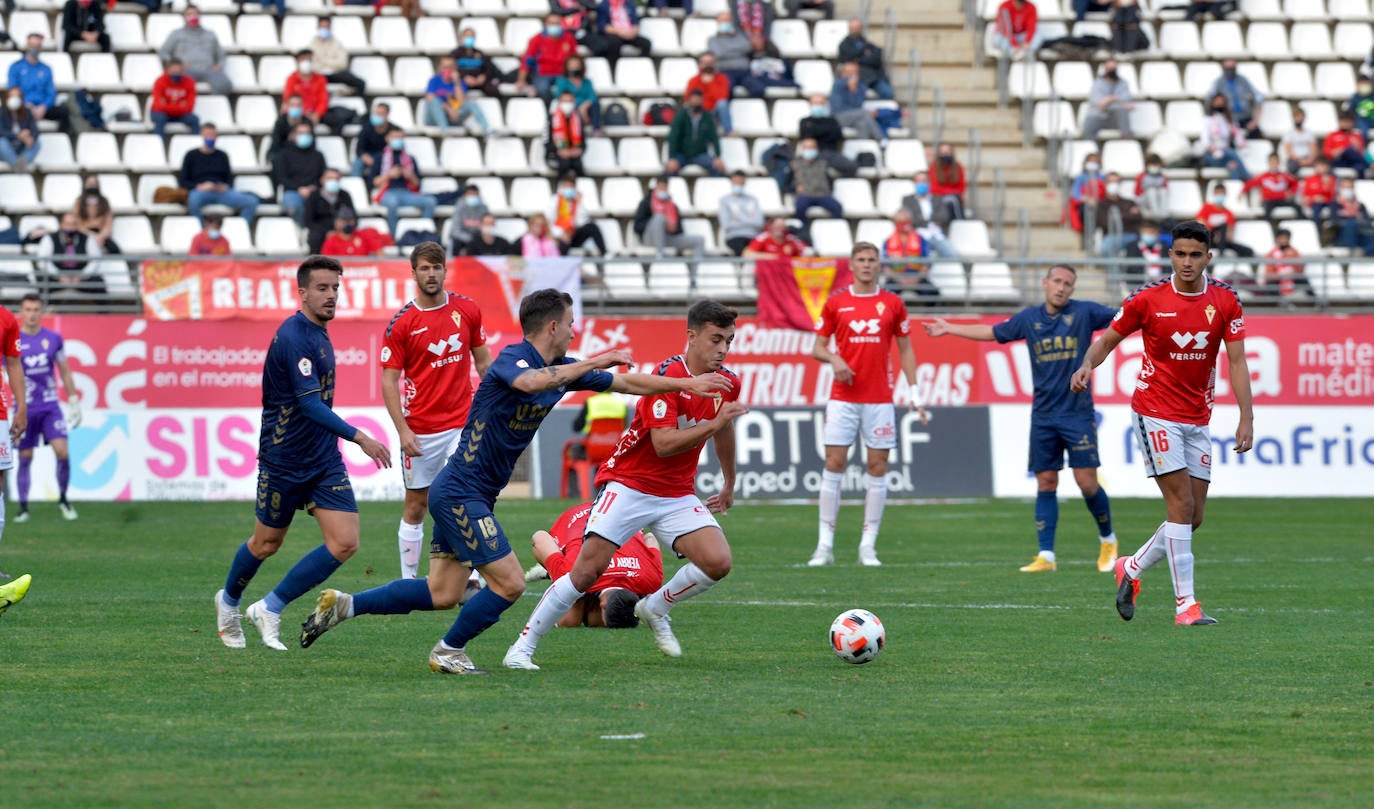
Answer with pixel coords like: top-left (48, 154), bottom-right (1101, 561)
top-left (755, 258), bottom-right (853, 330)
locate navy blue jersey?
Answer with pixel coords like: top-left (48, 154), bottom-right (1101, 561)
top-left (259, 311), bottom-right (340, 470)
top-left (435, 340), bottom-right (613, 504)
top-left (991, 299), bottom-right (1116, 422)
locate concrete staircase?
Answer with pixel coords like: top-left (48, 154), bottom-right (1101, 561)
top-left (840, 0), bottom-right (1082, 258)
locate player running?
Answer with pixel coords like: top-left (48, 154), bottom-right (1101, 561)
top-left (807, 242), bottom-right (927, 568)
top-left (381, 242), bottom-right (492, 579)
top-left (923, 266), bottom-right (1119, 573)
top-left (299, 289), bottom-right (732, 674)
top-left (213, 256), bottom-right (392, 651)
top-left (0, 300), bottom-right (25, 578)
top-left (1071, 220), bottom-right (1254, 626)
top-left (14, 294), bottom-right (81, 523)
top-left (504, 300), bottom-right (746, 669)
top-left (522, 501), bottom-right (665, 629)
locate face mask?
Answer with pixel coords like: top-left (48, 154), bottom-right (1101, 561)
top-left (546, 25), bottom-right (563, 37)
top-left (1211, 194), bottom-right (1227, 206)
top-left (324, 179), bottom-right (340, 193)
top-left (480, 226), bottom-right (495, 238)
top-left (186, 15), bottom-right (199, 26)
top-left (465, 195), bottom-right (480, 206)
top-left (915, 182), bottom-right (930, 195)
top-left (169, 71), bottom-right (183, 81)
top-left (341, 223), bottom-right (356, 235)
top-left (299, 60), bottom-right (313, 74)
top-left (370, 113), bottom-right (385, 126)
top-left (1147, 166), bottom-right (1161, 175)
top-left (203, 137), bottom-right (216, 148)
top-left (389, 139), bottom-right (405, 151)
top-left (569, 70), bottom-right (584, 78)
top-left (702, 65), bottom-right (715, 74)
top-left (558, 102), bottom-right (575, 114)
top-left (560, 187), bottom-right (577, 199)
top-left (811, 105), bottom-right (827, 117)
top-left (207, 228), bottom-right (221, 240)
top-left (317, 28), bottom-right (331, 39)
top-left (1212, 105), bottom-right (1227, 113)
top-left (1084, 161), bottom-right (1099, 173)
top-left (296, 133), bottom-right (313, 149)
top-left (655, 190), bottom-right (671, 200)
top-left (1140, 233), bottom-right (1158, 246)
top-left (1362, 86), bottom-right (1373, 96)
top-left (687, 104), bottom-right (702, 115)
top-left (1105, 182), bottom-right (1120, 196)
top-left (1104, 70), bottom-right (1118, 81)
top-left (801, 148), bottom-right (818, 159)
top-left (939, 153), bottom-right (954, 163)
top-left (26, 48), bottom-right (40, 60)
top-left (1275, 241), bottom-right (1289, 249)
top-left (287, 106), bottom-right (303, 119)
top-left (1223, 68), bottom-right (1237, 78)
top-left (462, 36), bottom-right (476, 48)
top-left (731, 184), bottom-right (746, 195)
top-left (7, 97), bottom-right (22, 111)
top-left (1294, 119), bottom-right (1304, 129)
top-left (719, 22), bottom-right (734, 34)
top-left (1340, 187), bottom-right (1356, 199)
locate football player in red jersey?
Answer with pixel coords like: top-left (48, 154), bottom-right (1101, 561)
top-left (504, 300), bottom-right (747, 668)
top-left (808, 242), bottom-right (928, 568)
top-left (380, 242), bottom-right (492, 578)
top-left (1071, 220), bottom-right (1255, 627)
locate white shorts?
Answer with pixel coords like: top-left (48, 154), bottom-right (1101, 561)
top-left (401, 428), bottom-right (462, 490)
top-left (1133, 412), bottom-right (1212, 482)
top-left (586, 480), bottom-right (720, 553)
top-left (0, 420), bottom-right (10, 471)
top-left (823, 400), bottom-right (897, 450)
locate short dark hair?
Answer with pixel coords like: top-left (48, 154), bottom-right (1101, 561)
top-left (298, 49), bottom-right (313, 58)
top-left (730, 169), bottom-right (746, 180)
top-left (1275, 228), bottom-right (1292, 239)
top-left (687, 300), bottom-right (739, 332)
top-left (204, 212), bottom-right (224, 226)
top-left (519, 288), bottom-right (573, 335)
top-left (1045, 264), bottom-right (1076, 278)
top-left (20, 292), bottom-right (42, 306)
top-left (602, 589), bottom-right (640, 629)
top-left (409, 240), bottom-right (446, 269)
top-left (1171, 220), bottom-right (1212, 249)
top-left (296, 255), bottom-right (344, 288)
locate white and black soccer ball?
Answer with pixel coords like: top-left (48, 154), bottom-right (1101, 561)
top-left (829, 608), bottom-right (885, 664)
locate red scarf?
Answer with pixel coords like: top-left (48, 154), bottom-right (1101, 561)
top-left (608, 0), bottom-right (631, 29)
top-left (554, 196), bottom-right (577, 232)
top-left (551, 107), bottom-right (583, 148)
top-left (884, 228), bottom-right (924, 259)
top-left (556, 0), bottom-right (584, 31)
top-left (737, 0), bottom-right (765, 35)
top-left (650, 193), bottom-right (679, 232)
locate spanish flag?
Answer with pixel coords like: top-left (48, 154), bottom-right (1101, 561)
top-left (755, 257), bottom-right (853, 330)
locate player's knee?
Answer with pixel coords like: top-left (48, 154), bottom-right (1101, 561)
top-left (699, 551), bottom-right (732, 581)
top-left (866, 461), bottom-right (888, 478)
top-left (1192, 514), bottom-right (1205, 531)
top-left (487, 578), bottom-right (525, 602)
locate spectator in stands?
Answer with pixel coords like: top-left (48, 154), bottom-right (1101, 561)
top-left (321, 208), bottom-right (393, 257)
top-left (1241, 154), bottom-right (1300, 223)
top-left (310, 17), bottom-right (365, 96)
top-left (1301, 157), bottom-right (1338, 228)
top-left (1096, 173), bottom-right (1143, 282)
top-left (1196, 184), bottom-right (1254, 257)
top-left (549, 0), bottom-right (596, 47)
top-left (546, 89), bottom-right (588, 177)
top-left (74, 174), bottom-right (116, 252)
top-left (1347, 76), bottom-right (1374, 143)
top-left (791, 137), bottom-right (843, 239)
top-left (306, 167), bottom-right (354, 254)
top-left (1069, 152), bottom-right (1105, 233)
top-left (733, 0), bottom-right (774, 39)
top-left (547, 174), bottom-right (607, 256)
top-left (181, 124), bottom-right (260, 226)
top-left (1332, 177), bottom-right (1374, 254)
top-left (61, 0), bottom-right (110, 53)
top-left (786, 0), bottom-right (833, 17)
top-left (830, 62), bottom-right (886, 144)
top-left (1199, 94), bottom-right (1250, 181)
top-left (633, 176), bottom-right (705, 259)
top-left (461, 213), bottom-right (518, 257)
top-left (883, 209), bottom-right (938, 298)
top-left (743, 216), bottom-right (808, 258)
top-left (931, 142), bottom-right (968, 224)
top-left (274, 120), bottom-right (326, 225)
top-left (424, 55), bottom-right (491, 136)
top-left (268, 94), bottom-right (307, 166)
top-left (1207, 60), bottom-right (1262, 138)
top-left (837, 18), bottom-right (892, 100)
top-left (517, 14), bottom-right (579, 100)
top-left (190, 212), bottom-right (232, 255)
top-left (719, 171), bottom-right (765, 255)
top-left (354, 102), bottom-right (396, 185)
top-left (373, 128), bottom-right (436, 238)
top-left (1109, 0), bottom-right (1149, 53)
top-left (899, 171), bottom-right (958, 258)
top-left (0, 86), bottom-right (41, 169)
top-left (708, 11), bottom-right (753, 92)
top-left (650, 0), bottom-right (694, 15)
top-left (1323, 113), bottom-right (1368, 177)
top-left (1133, 154), bottom-right (1170, 226)
top-left (283, 50), bottom-right (329, 129)
top-left (450, 185), bottom-right (489, 255)
top-left (453, 26), bottom-right (503, 97)
top-left (1081, 60), bottom-right (1133, 140)
top-left (687, 54), bottom-right (732, 136)
top-left (24, 212), bottom-right (107, 299)
top-left (553, 56), bottom-right (602, 134)
top-left (1122, 220), bottom-right (1167, 288)
top-left (1281, 106), bottom-right (1318, 177)
top-left (521, 213), bottom-right (562, 258)
top-left (374, 0), bottom-right (421, 21)
top-left (741, 32), bottom-right (797, 97)
top-left (800, 96), bottom-right (858, 177)
top-left (992, 0), bottom-right (1040, 61)
top-left (1185, 0), bottom-right (1237, 21)
top-left (158, 5), bottom-right (231, 96)
top-left (589, 0), bottom-right (651, 73)
top-left (1262, 228), bottom-right (1313, 299)
top-left (666, 90), bottom-right (725, 176)
top-left (150, 58), bottom-right (199, 141)
top-left (9, 35), bottom-right (70, 134)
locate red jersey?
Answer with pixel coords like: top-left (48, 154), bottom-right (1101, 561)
top-left (598, 355), bottom-right (741, 498)
top-left (1241, 170), bottom-right (1298, 202)
top-left (321, 228), bottom-right (392, 256)
top-left (1195, 203), bottom-right (1235, 232)
top-left (0, 307), bottom-right (18, 412)
top-left (747, 232), bottom-right (807, 257)
top-left (151, 73), bottom-right (196, 117)
top-left (284, 72), bottom-right (330, 118)
top-left (1110, 276), bottom-right (1246, 426)
top-left (1300, 173), bottom-right (1336, 205)
top-left (545, 503), bottom-right (663, 596)
top-left (816, 286), bottom-right (912, 404)
top-left (381, 292), bottom-right (487, 434)
top-left (1323, 130), bottom-right (1365, 160)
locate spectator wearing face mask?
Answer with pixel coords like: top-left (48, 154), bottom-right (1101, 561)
top-left (740, 32), bottom-right (797, 97)
top-left (546, 89), bottom-right (587, 177)
top-left (666, 90), bottom-right (725, 176)
top-left (274, 120), bottom-right (326, 225)
top-left (743, 216), bottom-right (809, 258)
top-left (1300, 157), bottom-right (1338, 228)
top-left (1206, 59), bottom-right (1262, 138)
top-left (450, 185), bottom-right (490, 255)
top-left (158, 5), bottom-right (232, 95)
top-left (686, 54), bottom-right (732, 136)
top-left (309, 17), bottom-right (365, 96)
top-left (1281, 107), bottom-right (1318, 176)
top-left (305, 168), bottom-right (355, 254)
top-left (61, 0), bottom-right (111, 53)
top-left (522, 213), bottom-right (562, 258)
top-left (588, 0), bottom-right (652, 73)
top-left (284, 50), bottom-right (328, 128)
top-left (451, 27), bottom-right (503, 96)
top-left (883, 209), bottom-right (938, 298)
top-left (321, 208), bottom-right (393, 256)
top-left (181, 123), bottom-right (260, 225)
top-left (372, 128), bottom-right (436, 237)
top-left (836, 18), bottom-right (892, 100)
top-left (898, 171), bottom-right (958, 258)
top-left (190, 213), bottom-right (233, 256)
top-left (546, 175), bottom-right (607, 255)
top-left (354, 102), bottom-right (396, 184)
top-left (1323, 113), bottom-right (1368, 177)
top-left (461, 213), bottom-right (518, 257)
top-left (1332, 177), bottom-right (1374, 254)
top-left (1095, 173), bottom-right (1143, 287)
top-left (1122, 221), bottom-right (1167, 289)
top-left (719, 171), bottom-right (765, 255)
top-left (708, 11), bottom-right (752, 91)
top-left (24, 211), bottom-right (107, 299)
top-left (1195, 184), bottom-right (1254, 257)
top-left (1069, 152), bottom-right (1105, 233)
top-left (424, 55), bottom-right (490, 136)
top-left (797, 96), bottom-right (857, 177)
top-left (1133, 154), bottom-right (1170, 226)
top-left (633, 176), bottom-right (705, 259)
top-left (1262, 229), bottom-right (1313, 298)
top-left (269, 94), bottom-right (309, 166)
top-left (1081, 59), bottom-right (1133, 139)
top-left (552, 56), bottom-right (601, 133)
top-left (0, 87), bottom-right (41, 169)
top-left (829, 62), bottom-right (886, 144)
top-left (791, 137), bottom-right (843, 239)
top-left (1241, 153), bottom-right (1299, 223)
top-left (1199, 93), bottom-right (1250, 181)
top-left (991, 0), bottom-right (1040, 61)
top-left (930, 142), bottom-right (967, 223)
top-left (8, 34), bottom-right (72, 134)
top-left (517, 15), bottom-right (579, 99)
top-left (150, 58), bottom-right (199, 141)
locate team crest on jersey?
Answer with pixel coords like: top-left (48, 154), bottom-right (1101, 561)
top-left (380, 346), bottom-right (392, 363)
top-left (653, 399), bottom-right (667, 419)
top-left (876, 302), bottom-right (885, 316)
top-left (516, 359), bottom-right (529, 368)
top-left (40, 338), bottom-right (49, 350)
top-left (451, 311), bottom-right (462, 329)
top-left (1204, 304), bottom-right (1216, 324)
top-left (1063, 314), bottom-right (1074, 326)
top-left (298, 357), bottom-right (313, 377)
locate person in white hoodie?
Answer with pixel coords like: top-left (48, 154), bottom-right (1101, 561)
top-left (718, 171), bottom-right (764, 255)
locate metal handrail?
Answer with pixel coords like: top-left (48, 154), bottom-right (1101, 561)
top-left (906, 47), bottom-right (921, 140)
top-left (967, 126), bottom-right (983, 218)
top-left (931, 86), bottom-right (947, 147)
top-left (992, 167), bottom-right (1006, 254)
top-left (881, 6), bottom-right (897, 79)
top-left (1016, 206), bottom-right (1032, 257)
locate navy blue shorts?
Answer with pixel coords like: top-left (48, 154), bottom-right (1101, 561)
top-left (429, 494), bottom-right (511, 568)
top-left (255, 458), bottom-right (357, 529)
top-left (1027, 415), bottom-right (1101, 473)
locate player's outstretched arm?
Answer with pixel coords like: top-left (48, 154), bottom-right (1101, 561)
top-left (512, 349), bottom-right (635, 393)
top-left (1070, 328), bottom-right (1127, 393)
top-left (1226, 338), bottom-right (1255, 453)
top-left (5, 354), bottom-right (25, 440)
top-left (610, 370), bottom-right (734, 397)
top-left (922, 318), bottom-right (996, 341)
top-left (381, 366), bottom-right (422, 457)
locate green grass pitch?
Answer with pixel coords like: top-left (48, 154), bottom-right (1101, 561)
top-left (2, 497), bottom-right (1371, 808)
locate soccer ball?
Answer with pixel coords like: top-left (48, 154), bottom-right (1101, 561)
top-left (829, 608), bottom-right (885, 664)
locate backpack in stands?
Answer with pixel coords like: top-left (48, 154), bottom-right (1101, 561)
top-left (602, 101), bottom-right (630, 127)
top-left (643, 102), bottom-right (675, 126)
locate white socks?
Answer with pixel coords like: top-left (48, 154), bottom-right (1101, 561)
top-left (643, 562), bottom-right (718, 615)
top-left (398, 520), bottom-right (423, 579)
top-left (816, 470), bottom-right (842, 552)
top-left (512, 575), bottom-right (584, 652)
top-left (1124, 522), bottom-right (1167, 579)
top-left (1164, 521), bottom-right (1196, 613)
top-left (859, 474), bottom-right (887, 552)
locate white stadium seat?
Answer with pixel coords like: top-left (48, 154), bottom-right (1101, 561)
top-left (1289, 22), bottom-right (1333, 60)
top-left (1138, 61), bottom-right (1186, 100)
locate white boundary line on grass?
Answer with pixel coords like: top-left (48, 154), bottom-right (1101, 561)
top-left (701, 598), bottom-right (1348, 615)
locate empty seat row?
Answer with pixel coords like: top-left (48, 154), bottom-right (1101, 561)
top-left (982, 0), bottom-right (1374, 22)
top-left (1022, 60), bottom-right (1359, 105)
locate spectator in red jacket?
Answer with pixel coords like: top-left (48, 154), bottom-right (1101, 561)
top-left (320, 208), bottom-right (393, 256)
top-left (1300, 157), bottom-right (1338, 228)
top-left (189, 212), bottom-right (232, 255)
top-left (992, 0), bottom-right (1040, 60)
top-left (283, 49), bottom-right (328, 127)
top-left (686, 53), bottom-right (732, 136)
top-left (1262, 228), bottom-right (1313, 299)
top-left (1240, 153), bottom-right (1299, 223)
top-left (1196, 183), bottom-right (1253, 257)
top-left (930, 142), bottom-right (967, 223)
top-left (516, 14), bottom-right (579, 100)
top-left (149, 58), bottom-right (198, 141)
top-left (743, 216), bottom-right (810, 257)
top-left (1322, 112), bottom-right (1367, 177)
